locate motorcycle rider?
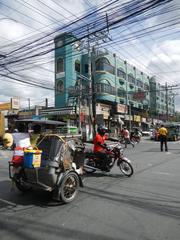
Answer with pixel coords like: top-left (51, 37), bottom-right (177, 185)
top-left (130, 128), bottom-right (142, 142)
top-left (93, 125), bottom-right (111, 172)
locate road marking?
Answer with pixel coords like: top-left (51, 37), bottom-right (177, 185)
top-left (153, 171), bottom-right (171, 175)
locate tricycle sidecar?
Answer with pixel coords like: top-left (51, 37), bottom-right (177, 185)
top-left (9, 134), bottom-right (83, 203)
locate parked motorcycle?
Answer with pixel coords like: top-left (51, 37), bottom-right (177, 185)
top-left (83, 142), bottom-right (134, 177)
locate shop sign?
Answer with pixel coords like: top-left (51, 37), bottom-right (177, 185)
top-left (124, 115), bottom-right (133, 120)
top-left (80, 112), bottom-right (85, 122)
top-left (116, 104), bottom-right (127, 114)
top-left (96, 103), bottom-right (110, 119)
top-left (11, 97), bottom-right (20, 110)
top-left (133, 92), bottom-right (146, 101)
top-left (40, 107), bottom-right (76, 116)
top-left (134, 115), bottom-right (141, 122)
top-left (141, 117), bottom-right (146, 123)
top-left (153, 119), bottom-right (158, 124)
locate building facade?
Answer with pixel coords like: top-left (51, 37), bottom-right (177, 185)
top-left (54, 33), bottom-right (175, 136)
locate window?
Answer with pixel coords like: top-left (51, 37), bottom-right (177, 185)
top-left (144, 83), bottom-right (149, 90)
top-left (56, 58), bottom-right (64, 73)
top-left (95, 57), bottom-right (115, 75)
top-left (161, 92), bottom-right (165, 98)
top-left (117, 88), bottom-right (126, 98)
top-left (96, 83), bottom-right (116, 95)
top-left (84, 64), bottom-right (88, 73)
top-left (75, 60), bottom-right (80, 73)
top-left (117, 68), bottom-right (126, 79)
top-left (136, 79), bottom-right (143, 88)
top-left (56, 80), bottom-right (64, 93)
top-left (128, 74), bottom-right (135, 84)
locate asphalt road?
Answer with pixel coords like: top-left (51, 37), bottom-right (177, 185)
top-left (0, 138), bottom-right (180, 240)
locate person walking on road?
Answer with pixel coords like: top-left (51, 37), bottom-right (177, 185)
top-left (122, 127), bottom-right (134, 148)
top-left (158, 124), bottom-right (168, 152)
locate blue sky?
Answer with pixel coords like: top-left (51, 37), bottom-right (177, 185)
top-left (0, 0), bottom-right (180, 110)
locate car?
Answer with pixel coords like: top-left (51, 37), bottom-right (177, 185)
top-left (142, 130), bottom-right (151, 136)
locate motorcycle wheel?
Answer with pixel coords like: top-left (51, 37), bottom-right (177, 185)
top-left (59, 172), bottom-right (79, 204)
top-left (15, 174), bottom-right (32, 192)
top-left (83, 158), bottom-right (96, 173)
top-left (119, 160), bottom-right (134, 177)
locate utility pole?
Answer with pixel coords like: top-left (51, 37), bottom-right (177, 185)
top-left (165, 83), bottom-right (177, 122)
top-left (91, 46), bottom-right (96, 136)
top-left (28, 98), bottom-right (30, 110)
top-left (114, 53), bottom-right (117, 103)
top-left (45, 98), bottom-right (48, 108)
top-left (87, 25), bottom-right (93, 140)
top-left (165, 82), bottom-right (168, 122)
top-left (76, 15), bottom-right (111, 140)
top-left (124, 60), bottom-right (130, 130)
top-left (78, 79), bottom-right (82, 134)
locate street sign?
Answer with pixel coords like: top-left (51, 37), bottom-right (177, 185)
top-left (40, 107), bottom-right (76, 116)
top-left (133, 92), bottom-right (146, 101)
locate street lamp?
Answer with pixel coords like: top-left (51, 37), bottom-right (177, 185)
top-left (124, 60), bottom-right (132, 131)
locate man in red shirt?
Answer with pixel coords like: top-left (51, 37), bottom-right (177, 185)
top-left (93, 125), bottom-right (110, 171)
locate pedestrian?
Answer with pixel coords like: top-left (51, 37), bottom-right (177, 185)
top-left (12, 123), bottom-right (31, 148)
top-left (30, 124), bottom-right (41, 147)
top-left (158, 124), bottom-right (168, 152)
top-left (122, 127), bottom-right (134, 148)
top-left (2, 130), bottom-right (13, 149)
top-left (11, 123), bottom-right (31, 165)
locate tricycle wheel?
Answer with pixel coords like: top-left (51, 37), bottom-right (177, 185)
top-left (59, 172), bottom-right (79, 203)
top-left (15, 175), bottom-right (32, 192)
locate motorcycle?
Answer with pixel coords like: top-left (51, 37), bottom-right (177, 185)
top-left (83, 142), bottom-right (134, 177)
top-left (130, 134), bottom-right (141, 144)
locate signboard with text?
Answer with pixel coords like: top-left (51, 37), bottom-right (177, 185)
top-left (11, 97), bottom-right (20, 110)
top-left (133, 92), bottom-right (146, 101)
top-left (116, 104), bottom-right (127, 114)
top-left (40, 107), bottom-right (76, 116)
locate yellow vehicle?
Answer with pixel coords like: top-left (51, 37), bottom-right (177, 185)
top-left (0, 102), bottom-right (11, 146)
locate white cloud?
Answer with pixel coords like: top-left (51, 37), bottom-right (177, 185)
top-left (0, 0), bottom-right (87, 108)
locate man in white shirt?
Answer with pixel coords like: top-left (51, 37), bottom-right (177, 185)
top-left (12, 123), bottom-right (31, 148)
top-left (11, 123), bottom-right (31, 165)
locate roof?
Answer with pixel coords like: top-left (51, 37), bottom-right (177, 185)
top-left (15, 119), bottom-right (66, 126)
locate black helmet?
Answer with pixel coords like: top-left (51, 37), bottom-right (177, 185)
top-left (97, 125), bottom-right (108, 135)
